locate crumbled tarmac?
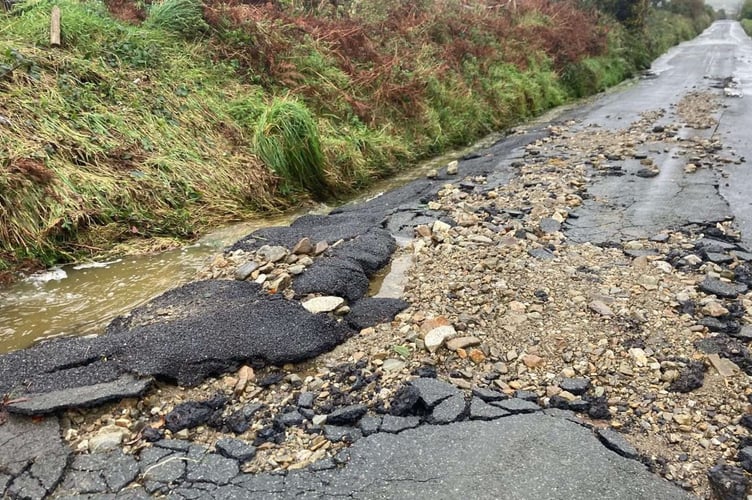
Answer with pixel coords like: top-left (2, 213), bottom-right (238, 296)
top-left (3, 22), bottom-right (752, 499)
top-left (0, 280), bottom-right (354, 405)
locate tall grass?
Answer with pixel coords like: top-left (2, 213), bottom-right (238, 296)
top-left (0, 0), bottom-right (276, 268)
top-left (145, 0), bottom-right (209, 38)
top-left (0, 0), bottom-right (714, 274)
top-left (253, 99), bottom-right (329, 200)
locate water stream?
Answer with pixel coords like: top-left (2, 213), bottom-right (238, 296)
top-left (0, 131), bottom-right (512, 354)
top-left (0, 220), bottom-right (268, 353)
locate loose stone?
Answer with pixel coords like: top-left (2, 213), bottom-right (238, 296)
top-left (326, 405), bottom-right (367, 426)
top-left (589, 300), bottom-right (614, 317)
top-left (235, 262), bottom-right (259, 281)
top-left (292, 237), bottom-right (314, 255)
top-left (446, 160), bottom-right (459, 175)
top-left (559, 378), bottom-right (590, 396)
top-left (445, 336), bottom-right (482, 351)
top-left (302, 296), bottom-right (345, 314)
top-left (257, 245), bottom-right (288, 263)
top-left (424, 325), bottom-right (457, 353)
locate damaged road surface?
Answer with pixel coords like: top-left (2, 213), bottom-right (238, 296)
top-left (566, 21), bottom-right (751, 246)
top-left (235, 415), bottom-right (690, 499)
top-left (3, 20), bottom-right (752, 500)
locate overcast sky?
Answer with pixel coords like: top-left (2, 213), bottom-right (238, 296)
top-left (705, 0), bottom-right (743, 15)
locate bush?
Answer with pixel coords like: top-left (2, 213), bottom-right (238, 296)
top-left (145, 0), bottom-right (209, 38)
top-left (253, 99), bottom-right (330, 200)
top-left (741, 0), bottom-right (752, 19)
top-left (742, 18), bottom-right (752, 36)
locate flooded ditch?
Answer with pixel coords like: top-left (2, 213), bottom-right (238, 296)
top-left (0, 131), bottom-right (511, 353)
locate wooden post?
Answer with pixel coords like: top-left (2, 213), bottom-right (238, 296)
top-left (50, 6), bottom-right (61, 47)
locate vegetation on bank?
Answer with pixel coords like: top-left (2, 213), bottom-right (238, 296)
top-left (0, 0), bottom-right (714, 275)
top-left (739, 0), bottom-right (752, 34)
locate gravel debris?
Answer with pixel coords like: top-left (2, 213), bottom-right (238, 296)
top-left (58, 89), bottom-right (752, 498)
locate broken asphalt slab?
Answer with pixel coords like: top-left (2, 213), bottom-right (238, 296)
top-left (230, 414), bottom-right (691, 499)
top-left (104, 280), bottom-right (353, 386)
top-left (5, 414), bottom-right (691, 499)
top-left (6, 374), bottom-right (152, 416)
top-left (0, 415), bottom-right (70, 499)
top-left (1, 280), bottom-right (353, 412)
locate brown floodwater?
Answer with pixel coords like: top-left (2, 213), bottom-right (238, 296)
top-left (0, 128), bottom-right (521, 354)
top-left (0, 219), bottom-right (284, 353)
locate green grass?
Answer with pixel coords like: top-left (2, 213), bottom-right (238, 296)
top-left (253, 98), bottom-right (329, 200)
top-left (743, 19), bottom-right (752, 36)
top-left (0, 0), bottom-right (714, 274)
top-left (0, 0), bottom-right (278, 267)
top-left (144, 0), bottom-right (209, 38)
top-left (740, 0), bottom-right (752, 35)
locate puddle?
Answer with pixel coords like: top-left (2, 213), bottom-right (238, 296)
top-left (0, 218), bottom-right (287, 353)
top-left (372, 254), bottom-right (414, 299)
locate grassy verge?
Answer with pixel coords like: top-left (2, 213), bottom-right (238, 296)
top-left (740, 0), bottom-right (752, 35)
top-left (0, 0), bottom-right (712, 275)
top-left (743, 19), bottom-right (752, 35)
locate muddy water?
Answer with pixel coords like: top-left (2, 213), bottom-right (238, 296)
top-left (0, 219), bottom-right (286, 353)
top-left (0, 126), bottom-right (539, 354)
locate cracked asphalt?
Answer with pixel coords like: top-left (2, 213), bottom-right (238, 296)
top-left (2, 20), bottom-right (752, 500)
top-left (566, 21), bottom-right (751, 246)
top-left (235, 414), bottom-right (690, 499)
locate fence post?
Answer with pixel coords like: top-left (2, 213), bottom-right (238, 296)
top-left (50, 6), bottom-right (61, 47)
